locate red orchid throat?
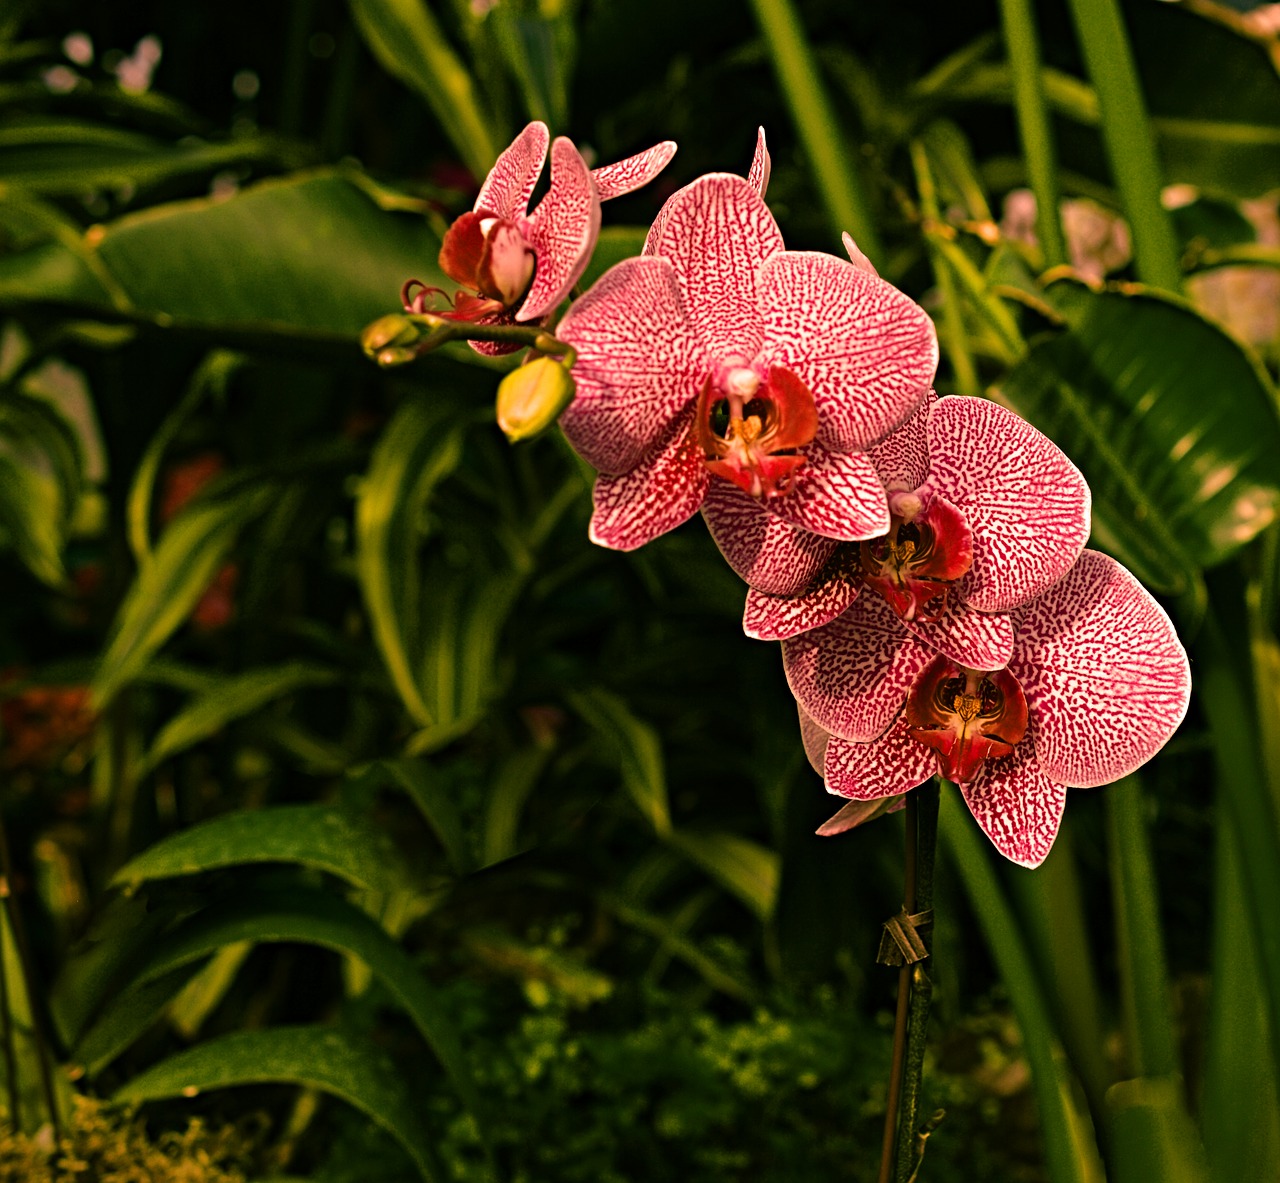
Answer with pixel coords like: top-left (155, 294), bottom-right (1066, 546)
top-left (904, 656), bottom-right (1028, 783)
top-left (693, 365), bottom-right (819, 498)
top-left (860, 492), bottom-right (973, 622)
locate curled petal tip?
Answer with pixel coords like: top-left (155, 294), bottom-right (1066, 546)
top-left (841, 231), bottom-right (878, 276)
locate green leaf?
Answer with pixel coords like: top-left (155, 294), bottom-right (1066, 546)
top-left (0, 173), bottom-right (446, 345)
top-left (139, 662), bottom-right (340, 776)
top-left (114, 1025), bottom-right (444, 1183)
top-left (375, 759), bottom-right (474, 874)
top-left (347, 0), bottom-right (499, 180)
top-left (489, 6), bottom-right (573, 130)
top-left (995, 283), bottom-right (1280, 591)
top-left (1107, 1077), bottom-right (1210, 1183)
top-left (355, 394), bottom-right (465, 727)
top-left (93, 479), bottom-right (275, 708)
top-left (666, 830), bottom-right (779, 921)
top-left (0, 451), bottom-right (64, 585)
top-left (578, 226), bottom-right (648, 291)
top-left (110, 804), bottom-right (410, 894)
top-left (75, 964), bottom-right (204, 1076)
top-left (568, 688), bottom-right (671, 836)
top-left (99, 888), bottom-right (491, 1149)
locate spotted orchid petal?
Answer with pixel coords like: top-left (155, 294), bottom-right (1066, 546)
top-left (902, 603), bottom-right (1015, 671)
top-left (958, 740), bottom-right (1066, 868)
top-left (817, 795), bottom-right (906, 836)
top-left (1010, 549), bottom-right (1191, 788)
top-left (747, 126), bottom-right (771, 197)
top-left (869, 391), bottom-right (935, 490)
top-left (588, 404), bottom-right (709, 550)
top-left (926, 397), bottom-right (1091, 613)
top-left (653, 173), bottom-right (783, 361)
top-left (557, 256), bottom-right (707, 475)
top-left (518, 137), bottom-right (602, 321)
top-left (783, 592), bottom-right (932, 742)
top-left (743, 561), bottom-right (861, 641)
top-left (590, 140), bottom-right (678, 200)
top-left (823, 717), bottom-right (936, 800)
top-left (797, 703), bottom-right (830, 775)
top-left (759, 251), bottom-right (938, 453)
top-left (475, 121), bottom-right (549, 221)
top-left (766, 444), bottom-right (891, 541)
top-left (701, 481), bottom-right (837, 595)
top-left (840, 230), bottom-right (878, 277)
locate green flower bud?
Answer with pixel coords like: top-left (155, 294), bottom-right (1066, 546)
top-left (361, 314), bottom-right (420, 362)
top-left (496, 356), bottom-right (576, 442)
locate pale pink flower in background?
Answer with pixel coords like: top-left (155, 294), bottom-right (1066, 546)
top-left (402, 121), bottom-right (675, 354)
top-left (739, 394), bottom-right (1091, 673)
top-left (1000, 189), bottom-right (1131, 281)
top-left (556, 172), bottom-right (938, 551)
top-left (785, 550), bottom-right (1190, 866)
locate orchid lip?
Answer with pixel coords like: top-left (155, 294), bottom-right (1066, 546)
top-left (860, 492), bottom-right (973, 622)
top-left (693, 364), bottom-right (819, 499)
top-left (904, 656), bottom-right (1028, 783)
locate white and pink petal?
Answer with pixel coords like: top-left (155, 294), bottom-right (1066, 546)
top-left (518, 137), bottom-right (602, 321)
top-left (783, 592), bottom-right (932, 742)
top-left (701, 481), bottom-right (837, 595)
top-left (903, 603), bottom-right (1015, 671)
top-left (926, 397), bottom-right (1092, 613)
top-left (1009, 550), bottom-right (1191, 788)
top-left (747, 126), bottom-right (771, 196)
top-left (760, 250), bottom-right (938, 453)
top-left (765, 444), bottom-right (891, 542)
top-left (816, 795), bottom-right (906, 836)
top-left (869, 391), bottom-right (935, 491)
top-left (475, 121), bottom-right (549, 221)
top-left (652, 173), bottom-right (783, 363)
top-left (591, 140), bottom-right (677, 201)
top-left (557, 256), bottom-right (708, 475)
top-left (823, 718), bottom-right (936, 800)
top-left (957, 742), bottom-right (1066, 868)
top-left (744, 568), bottom-right (860, 641)
top-left (588, 405), bottom-right (710, 551)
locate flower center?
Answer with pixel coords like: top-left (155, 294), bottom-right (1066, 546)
top-left (435, 209), bottom-right (536, 315)
top-left (693, 364), bottom-right (819, 498)
top-left (904, 656), bottom-right (1028, 783)
top-left (860, 491), bottom-right (973, 622)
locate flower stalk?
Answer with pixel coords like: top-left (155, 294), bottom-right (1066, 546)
top-left (361, 312), bottom-right (577, 369)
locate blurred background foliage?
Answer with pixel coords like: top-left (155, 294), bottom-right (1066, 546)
top-left (0, 0), bottom-right (1275, 1180)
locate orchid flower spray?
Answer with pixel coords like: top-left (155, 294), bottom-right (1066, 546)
top-left (555, 165), bottom-right (939, 550)
top-left (402, 121), bottom-right (675, 354)
top-left (784, 550), bottom-right (1191, 866)
top-left (740, 394), bottom-right (1092, 673)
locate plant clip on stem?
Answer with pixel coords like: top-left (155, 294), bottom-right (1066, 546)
top-left (876, 780), bottom-right (940, 1183)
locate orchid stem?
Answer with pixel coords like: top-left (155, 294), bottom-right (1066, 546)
top-left (361, 313), bottom-right (577, 370)
top-left (877, 781), bottom-right (940, 1183)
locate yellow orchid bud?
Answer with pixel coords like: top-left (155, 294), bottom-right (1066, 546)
top-left (496, 356), bottom-right (576, 442)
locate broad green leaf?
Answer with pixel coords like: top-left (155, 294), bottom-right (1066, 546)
top-left (93, 480), bottom-right (276, 707)
top-left (0, 451), bottom-right (64, 584)
top-left (482, 745), bottom-right (552, 866)
top-left (348, 0), bottom-right (499, 179)
top-left (995, 283), bottom-right (1280, 591)
top-left (489, 6), bottom-right (573, 130)
top-left (1107, 1077), bottom-right (1210, 1183)
top-left (139, 662), bottom-right (339, 776)
top-left (579, 226), bottom-right (648, 291)
top-left (97, 888), bottom-right (490, 1147)
top-left (666, 830), bottom-right (779, 921)
top-left (375, 759), bottom-right (474, 874)
top-left (115, 1025), bottom-right (444, 1183)
top-left (111, 804), bottom-right (409, 894)
top-left (1, 387), bottom-right (86, 532)
top-left (0, 173), bottom-right (446, 344)
top-left (75, 965), bottom-right (204, 1076)
top-left (355, 393), bottom-right (465, 727)
top-left (568, 688), bottom-right (671, 836)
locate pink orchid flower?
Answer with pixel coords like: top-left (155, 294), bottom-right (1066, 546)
top-left (738, 394), bottom-right (1091, 673)
top-left (784, 550), bottom-right (1191, 866)
top-left (402, 121), bottom-right (676, 355)
top-left (555, 168), bottom-right (938, 551)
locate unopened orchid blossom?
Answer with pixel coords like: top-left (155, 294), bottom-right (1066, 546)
top-left (402, 121), bottom-right (675, 354)
top-left (556, 165), bottom-right (939, 550)
top-left (784, 550), bottom-right (1191, 865)
top-left (739, 395), bottom-right (1092, 672)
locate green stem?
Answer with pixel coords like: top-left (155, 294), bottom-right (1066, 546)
top-left (745, 0), bottom-right (883, 261)
top-left (895, 782), bottom-right (939, 1182)
top-left (1106, 776), bottom-right (1178, 1080)
top-left (1196, 593), bottom-right (1280, 1081)
top-left (0, 900), bottom-right (18, 1131)
top-left (1063, 0), bottom-right (1182, 291)
top-left (998, 0), bottom-right (1067, 267)
top-left (362, 313), bottom-right (577, 369)
top-left (941, 789), bottom-right (1091, 1183)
